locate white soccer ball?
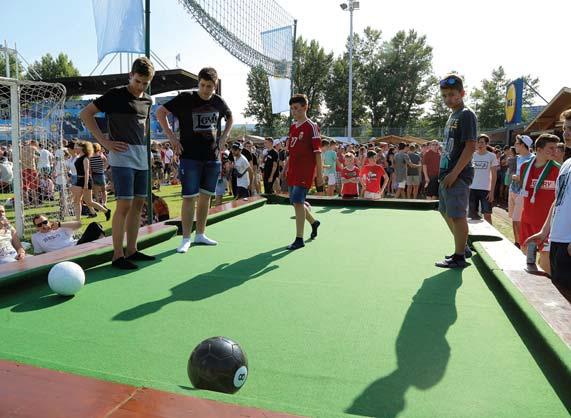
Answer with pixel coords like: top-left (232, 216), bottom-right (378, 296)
top-left (48, 261), bottom-right (85, 296)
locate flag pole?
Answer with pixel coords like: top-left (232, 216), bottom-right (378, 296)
top-left (145, 0), bottom-right (153, 224)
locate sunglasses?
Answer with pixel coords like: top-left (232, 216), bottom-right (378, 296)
top-left (35, 220), bottom-right (48, 227)
top-left (439, 77), bottom-right (460, 88)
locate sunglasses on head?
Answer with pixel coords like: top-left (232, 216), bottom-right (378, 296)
top-left (439, 77), bottom-right (460, 88)
top-left (35, 220), bottom-right (48, 227)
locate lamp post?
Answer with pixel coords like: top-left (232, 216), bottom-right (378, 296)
top-left (340, 1), bottom-right (359, 140)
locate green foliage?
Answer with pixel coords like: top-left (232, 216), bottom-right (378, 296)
top-left (0, 51), bottom-right (24, 79)
top-left (323, 55), bottom-right (368, 128)
top-left (25, 53), bottom-right (80, 80)
top-left (354, 28), bottom-right (434, 128)
top-left (243, 65), bottom-right (289, 137)
top-left (291, 37), bottom-right (334, 120)
top-left (470, 66), bottom-right (508, 129)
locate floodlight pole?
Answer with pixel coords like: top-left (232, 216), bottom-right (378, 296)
top-left (348, 6), bottom-right (353, 140)
top-left (145, 0), bottom-right (153, 224)
top-left (341, 1), bottom-right (359, 140)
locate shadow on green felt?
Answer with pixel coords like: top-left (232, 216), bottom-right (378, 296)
top-left (112, 247), bottom-right (291, 322)
top-left (346, 269), bottom-right (463, 418)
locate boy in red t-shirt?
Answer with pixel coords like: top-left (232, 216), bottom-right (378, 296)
top-left (285, 94), bottom-right (324, 250)
top-left (519, 134), bottom-right (560, 274)
top-left (341, 152), bottom-right (360, 198)
top-left (360, 150), bottom-right (389, 200)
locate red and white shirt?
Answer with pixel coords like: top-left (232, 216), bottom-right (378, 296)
top-left (360, 164), bottom-right (386, 194)
top-left (521, 161), bottom-right (559, 228)
top-left (341, 165), bottom-right (360, 196)
top-left (286, 119), bottom-right (321, 188)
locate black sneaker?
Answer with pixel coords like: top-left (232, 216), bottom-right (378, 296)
top-left (112, 257), bottom-right (138, 270)
top-left (310, 220), bottom-right (321, 239)
top-left (105, 208), bottom-right (112, 221)
top-left (126, 251), bottom-right (156, 261)
top-left (287, 238), bottom-right (305, 251)
top-left (435, 256), bottom-right (468, 269)
top-left (446, 246), bottom-right (473, 260)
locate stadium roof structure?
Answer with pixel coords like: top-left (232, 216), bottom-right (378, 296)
top-left (525, 87), bottom-right (571, 134)
top-left (48, 69), bottom-right (200, 97)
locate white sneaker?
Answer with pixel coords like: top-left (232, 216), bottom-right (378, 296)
top-left (194, 234), bottom-right (218, 246)
top-left (177, 238), bottom-right (192, 253)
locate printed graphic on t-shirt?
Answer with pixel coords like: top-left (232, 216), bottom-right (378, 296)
top-left (192, 112), bottom-right (219, 134)
top-left (530, 179), bottom-right (556, 190)
top-left (474, 160), bottom-right (491, 170)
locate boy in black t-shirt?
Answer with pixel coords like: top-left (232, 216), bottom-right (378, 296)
top-left (80, 57), bottom-right (155, 270)
top-left (156, 67), bottom-right (233, 253)
top-left (263, 137), bottom-right (279, 194)
top-left (436, 74), bottom-right (477, 268)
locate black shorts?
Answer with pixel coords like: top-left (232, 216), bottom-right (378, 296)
top-left (73, 176), bottom-right (92, 190)
top-left (236, 187), bottom-right (250, 199)
top-left (426, 176), bottom-right (439, 197)
top-left (550, 242), bottom-right (571, 289)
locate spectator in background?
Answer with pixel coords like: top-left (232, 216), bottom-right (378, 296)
top-left (341, 152), bottom-right (360, 198)
top-left (525, 145), bottom-right (571, 290)
top-left (518, 134), bottom-right (560, 274)
top-left (90, 142), bottom-right (108, 206)
top-left (231, 142), bottom-right (253, 199)
top-left (360, 150), bottom-right (388, 200)
top-left (469, 134), bottom-right (498, 224)
top-left (214, 152), bottom-right (231, 206)
top-left (406, 144), bottom-right (422, 199)
top-left (37, 143), bottom-right (53, 177)
top-left (162, 143), bottom-right (174, 184)
top-left (0, 155), bottom-right (13, 192)
top-left (321, 139), bottom-right (337, 196)
top-left (21, 139), bottom-right (40, 204)
top-left (70, 141), bottom-right (111, 222)
top-left (422, 140), bottom-right (441, 200)
top-left (0, 205), bottom-right (26, 264)
top-left (509, 135), bottom-right (534, 248)
top-left (262, 137), bottom-right (279, 194)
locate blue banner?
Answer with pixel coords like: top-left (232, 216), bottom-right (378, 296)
top-left (505, 78), bottom-right (524, 125)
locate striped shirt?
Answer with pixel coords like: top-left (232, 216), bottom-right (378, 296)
top-left (90, 155), bottom-right (105, 174)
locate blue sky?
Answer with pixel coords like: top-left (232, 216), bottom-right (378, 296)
top-left (2, 0), bottom-right (569, 124)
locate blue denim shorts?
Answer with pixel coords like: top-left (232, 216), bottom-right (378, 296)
top-left (92, 173), bottom-right (106, 186)
top-left (438, 178), bottom-right (470, 219)
top-left (111, 166), bottom-right (148, 200)
top-left (179, 159), bottom-right (221, 197)
top-left (289, 186), bottom-right (308, 205)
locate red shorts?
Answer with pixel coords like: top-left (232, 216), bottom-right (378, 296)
top-left (519, 222), bottom-right (547, 251)
top-left (22, 169), bottom-right (39, 191)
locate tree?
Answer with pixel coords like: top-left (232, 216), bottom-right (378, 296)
top-left (292, 37), bottom-right (334, 120)
top-left (419, 78), bottom-right (449, 138)
top-left (323, 55), bottom-right (368, 129)
top-left (25, 53), bottom-right (80, 80)
top-left (243, 65), bottom-right (288, 136)
top-left (356, 28), bottom-right (434, 129)
top-left (0, 51), bottom-right (24, 79)
top-left (470, 66), bottom-right (509, 130)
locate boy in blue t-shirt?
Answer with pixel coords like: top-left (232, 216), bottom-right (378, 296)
top-left (436, 74), bottom-right (477, 268)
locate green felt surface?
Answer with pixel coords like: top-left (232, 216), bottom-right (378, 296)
top-left (0, 204), bottom-right (568, 418)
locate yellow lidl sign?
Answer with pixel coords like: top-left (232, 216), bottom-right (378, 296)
top-left (505, 79), bottom-right (523, 125)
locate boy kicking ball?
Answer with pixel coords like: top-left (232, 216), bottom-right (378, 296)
top-left (285, 94), bottom-right (323, 250)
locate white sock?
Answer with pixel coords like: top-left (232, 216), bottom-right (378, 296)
top-left (194, 233), bottom-right (218, 245)
top-left (177, 237), bottom-right (192, 253)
